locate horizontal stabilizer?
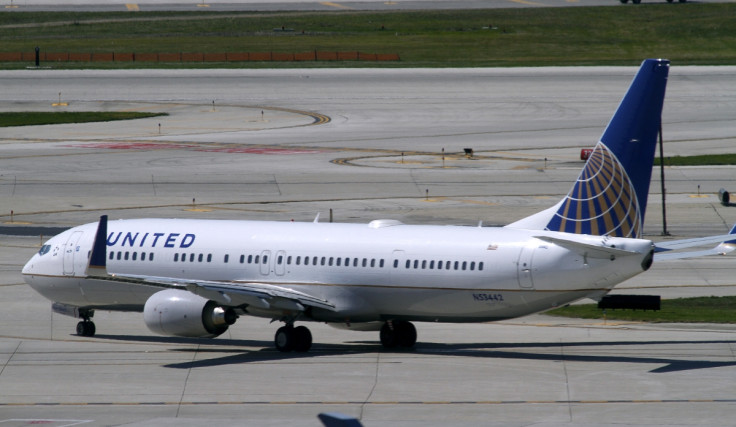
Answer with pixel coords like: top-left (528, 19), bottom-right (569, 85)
top-left (654, 225), bottom-right (736, 260)
top-left (534, 235), bottom-right (640, 259)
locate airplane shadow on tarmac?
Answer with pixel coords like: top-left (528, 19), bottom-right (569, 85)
top-left (94, 334), bottom-right (736, 373)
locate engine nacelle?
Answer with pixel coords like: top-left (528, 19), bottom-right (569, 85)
top-left (143, 289), bottom-right (237, 338)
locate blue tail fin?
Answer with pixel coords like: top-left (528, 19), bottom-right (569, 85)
top-left (509, 59), bottom-right (670, 238)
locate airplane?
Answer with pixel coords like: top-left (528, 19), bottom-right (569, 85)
top-left (21, 58), bottom-right (735, 353)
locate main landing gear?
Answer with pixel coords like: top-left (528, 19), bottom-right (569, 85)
top-left (76, 319), bottom-right (96, 337)
top-left (273, 320), bottom-right (418, 352)
top-left (274, 324), bottom-right (313, 352)
top-left (380, 320), bottom-right (417, 349)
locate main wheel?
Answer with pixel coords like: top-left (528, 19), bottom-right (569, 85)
top-left (395, 321), bottom-right (417, 348)
top-left (76, 321), bottom-right (96, 337)
top-left (380, 321), bottom-right (417, 349)
top-left (293, 326), bottom-right (313, 352)
top-left (380, 322), bottom-right (399, 348)
top-left (275, 325), bottom-right (294, 352)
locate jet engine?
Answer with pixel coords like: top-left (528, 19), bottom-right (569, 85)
top-left (143, 289), bottom-right (237, 338)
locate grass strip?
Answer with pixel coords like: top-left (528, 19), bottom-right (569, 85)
top-left (1, 5), bottom-right (736, 68)
top-left (0, 111), bottom-right (168, 127)
top-left (655, 154), bottom-right (736, 166)
top-left (547, 296), bottom-right (736, 323)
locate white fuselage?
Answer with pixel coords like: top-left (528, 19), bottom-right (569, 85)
top-left (22, 218), bottom-right (653, 324)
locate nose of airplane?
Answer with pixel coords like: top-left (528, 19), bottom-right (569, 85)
top-left (22, 242), bottom-right (53, 277)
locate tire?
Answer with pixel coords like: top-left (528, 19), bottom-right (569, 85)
top-left (293, 326), bottom-right (312, 352)
top-left (275, 326), bottom-right (294, 352)
top-left (380, 322), bottom-right (398, 348)
top-left (76, 321), bottom-right (87, 336)
top-left (396, 321), bottom-right (417, 348)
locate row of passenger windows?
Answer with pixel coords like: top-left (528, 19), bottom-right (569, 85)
top-left (109, 251), bottom-right (155, 262)
top-left (403, 259), bottom-right (484, 271)
top-left (108, 250), bottom-right (484, 272)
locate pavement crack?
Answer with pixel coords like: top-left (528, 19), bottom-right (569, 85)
top-left (359, 352), bottom-right (381, 421)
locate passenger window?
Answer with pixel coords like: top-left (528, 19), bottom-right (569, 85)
top-left (479, 262), bottom-right (484, 271)
top-left (329, 257), bottom-right (334, 266)
top-left (470, 261), bottom-right (475, 271)
top-left (287, 256), bottom-right (292, 265)
top-left (379, 259), bottom-right (384, 268)
top-left (304, 256), bottom-right (309, 266)
top-left (362, 258), bottom-right (367, 267)
top-left (296, 256), bottom-right (301, 265)
top-left (429, 260), bottom-right (434, 269)
top-left (207, 254), bottom-right (212, 262)
top-left (437, 260), bottom-right (443, 269)
top-left (254, 255), bottom-right (260, 264)
top-left (277, 255), bottom-right (283, 264)
top-left (370, 259), bottom-right (375, 267)
top-left (413, 260), bottom-right (418, 269)
top-left (124, 252), bottom-right (129, 261)
top-left (353, 258), bottom-right (358, 267)
top-left (405, 260), bottom-right (410, 268)
top-left (394, 259), bottom-right (399, 268)
top-left (109, 252), bottom-right (115, 260)
top-left (224, 254), bottom-right (229, 263)
top-left (248, 255), bottom-right (253, 263)
top-left (141, 252), bottom-right (146, 261)
top-left (336, 258), bottom-right (341, 267)
top-left (421, 260), bottom-right (426, 269)
top-left (263, 255), bottom-right (268, 264)
top-left (454, 261), bottom-right (459, 270)
top-left (198, 254), bottom-right (203, 262)
top-left (149, 253), bottom-right (154, 261)
top-left (321, 257), bottom-right (326, 266)
top-left (462, 261), bottom-right (467, 271)
top-left (189, 254), bottom-right (195, 262)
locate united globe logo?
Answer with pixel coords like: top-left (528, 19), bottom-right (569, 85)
top-left (546, 142), bottom-right (642, 238)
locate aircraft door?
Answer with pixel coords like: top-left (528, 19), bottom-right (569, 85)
top-left (260, 250), bottom-right (271, 276)
top-left (517, 245), bottom-right (535, 289)
top-left (63, 231), bottom-right (83, 276)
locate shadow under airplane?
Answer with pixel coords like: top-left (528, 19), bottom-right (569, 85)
top-left (93, 333), bottom-right (736, 374)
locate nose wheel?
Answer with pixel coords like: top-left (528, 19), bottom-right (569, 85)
top-left (76, 320), bottom-right (96, 337)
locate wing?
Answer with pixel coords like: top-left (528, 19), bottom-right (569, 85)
top-left (653, 224), bottom-right (736, 261)
top-left (85, 215), bottom-right (335, 313)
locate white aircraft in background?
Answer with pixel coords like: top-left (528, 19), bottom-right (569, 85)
top-left (22, 59), bottom-right (736, 352)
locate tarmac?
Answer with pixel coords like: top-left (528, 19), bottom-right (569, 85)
top-left (1, 66), bottom-right (735, 426)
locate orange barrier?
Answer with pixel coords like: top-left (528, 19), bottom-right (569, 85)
top-left (1, 51), bottom-right (400, 63)
top-left (135, 53), bottom-right (158, 62)
top-left (92, 53), bottom-right (114, 62)
top-left (0, 52), bottom-right (22, 61)
top-left (158, 53), bottom-right (181, 62)
top-left (248, 52), bottom-right (272, 61)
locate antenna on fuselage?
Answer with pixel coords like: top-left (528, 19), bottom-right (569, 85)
top-left (313, 213), bottom-right (320, 223)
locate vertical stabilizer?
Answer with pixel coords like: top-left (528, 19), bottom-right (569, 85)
top-left (508, 59), bottom-right (669, 238)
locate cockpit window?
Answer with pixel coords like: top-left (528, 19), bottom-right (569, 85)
top-left (39, 244), bottom-right (51, 256)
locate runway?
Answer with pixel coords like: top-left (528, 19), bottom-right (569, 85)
top-left (1, 66), bottom-right (736, 425)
